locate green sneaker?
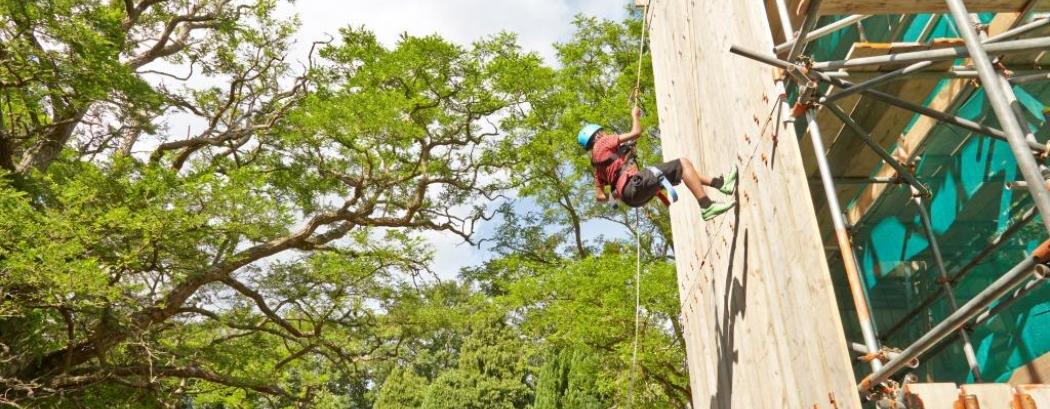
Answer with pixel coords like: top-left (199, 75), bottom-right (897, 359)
top-left (718, 166), bottom-right (738, 196)
top-left (701, 201), bottom-right (736, 221)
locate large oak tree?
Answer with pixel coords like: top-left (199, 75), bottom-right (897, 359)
top-left (0, 1), bottom-right (544, 406)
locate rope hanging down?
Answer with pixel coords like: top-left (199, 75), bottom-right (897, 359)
top-left (630, 0), bottom-right (655, 106)
top-left (626, 1), bottom-right (652, 407)
top-left (623, 1), bottom-right (778, 404)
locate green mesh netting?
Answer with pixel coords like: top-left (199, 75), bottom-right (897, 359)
top-left (802, 13), bottom-right (1050, 385)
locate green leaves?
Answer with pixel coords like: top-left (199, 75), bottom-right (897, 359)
top-left (1, 3), bottom-right (686, 408)
top-left (420, 322), bottom-right (532, 409)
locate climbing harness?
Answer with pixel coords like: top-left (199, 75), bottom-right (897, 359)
top-left (647, 166), bottom-right (679, 203)
top-left (601, 141), bottom-right (676, 207)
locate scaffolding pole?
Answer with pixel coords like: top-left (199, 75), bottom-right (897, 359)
top-left (1007, 180), bottom-right (1050, 191)
top-left (1012, 72), bottom-right (1050, 84)
top-left (823, 103), bottom-right (931, 197)
top-left (775, 14), bottom-right (869, 54)
top-left (880, 206), bottom-right (1038, 340)
top-left (943, 0), bottom-right (1050, 235)
top-left (971, 265), bottom-right (1049, 327)
top-left (821, 61), bottom-right (935, 104)
top-left (785, 0), bottom-right (824, 62)
top-left (984, 17), bottom-right (1050, 43)
top-left (812, 36), bottom-right (1050, 71)
top-left (823, 67), bottom-right (1049, 81)
top-left (810, 36), bottom-right (1050, 70)
top-left (804, 110), bottom-right (884, 372)
top-left (911, 192), bottom-right (982, 381)
top-left (818, 75), bottom-right (1047, 152)
top-left (724, 47), bottom-right (1043, 152)
top-left (899, 265), bottom-right (1048, 382)
top-left (858, 239), bottom-right (1050, 392)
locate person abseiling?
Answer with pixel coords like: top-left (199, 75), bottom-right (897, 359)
top-left (579, 106), bottom-right (737, 221)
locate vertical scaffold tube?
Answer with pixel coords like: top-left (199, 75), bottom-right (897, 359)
top-left (805, 111), bottom-right (883, 371)
top-left (944, 0), bottom-right (1050, 235)
top-left (912, 194), bottom-right (982, 381)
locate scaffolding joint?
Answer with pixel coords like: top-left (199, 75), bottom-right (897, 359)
top-left (786, 58), bottom-right (817, 86)
top-left (860, 378), bottom-right (903, 407)
top-left (993, 60), bottom-right (1014, 78)
top-left (1035, 263), bottom-right (1050, 280)
top-left (907, 180), bottom-right (931, 199)
top-left (791, 61), bottom-right (823, 118)
top-left (975, 22), bottom-right (989, 35)
top-left (858, 345), bottom-right (918, 369)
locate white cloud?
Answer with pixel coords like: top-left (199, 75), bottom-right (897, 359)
top-left (279, 0), bottom-right (629, 64)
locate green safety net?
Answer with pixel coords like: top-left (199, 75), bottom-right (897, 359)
top-left (801, 13), bottom-right (1050, 385)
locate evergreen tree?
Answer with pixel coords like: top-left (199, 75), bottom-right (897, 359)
top-left (376, 367), bottom-right (430, 409)
top-left (421, 323), bottom-right (532, 409)
top-left (534, 349), bottom-right (608, 409)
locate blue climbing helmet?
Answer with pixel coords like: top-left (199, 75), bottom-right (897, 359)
top-left (577, 123), bottom-right (602, 149)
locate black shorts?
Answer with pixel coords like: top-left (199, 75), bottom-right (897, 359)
top-left (620, 159), bottom-right (684, 207)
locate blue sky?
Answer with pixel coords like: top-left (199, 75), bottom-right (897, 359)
top-left (273, 0), bottom-right (632, 278)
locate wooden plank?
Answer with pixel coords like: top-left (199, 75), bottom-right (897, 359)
top-left (961, 384), bottom-right (1016, 409)
top-left (904, 383), bottom-right (961, 409)
top-left (1017, 384), bottom-right (1050, 408)
top-left (803, 44), bottom-right (893, 181)
top-left (846, 79), bottom-right (971, 225)
top-left (844, 13), bottom-right (1025, 226)
top-left (647, 0), bottom-right (862, 407)
top-left (763, 0), bottom-right (801, 45)
top-left (1001, 23), bottom-right (1050, 66)
top-left (1010, 351), bottom-right (1050, 385)
top-left (813, 42), bottom-right (944, 238)
top-left (787, 0), bottom-right (1050, 15)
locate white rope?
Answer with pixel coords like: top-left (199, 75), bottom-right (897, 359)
top-left (627, 207), bottom-right (643, 407)
top-left (626, 2), bottom-right (652, 407)
top-left (630, 0), bottom-right (655, 104)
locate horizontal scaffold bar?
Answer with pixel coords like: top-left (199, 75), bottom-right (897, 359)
top-left (727, 46), bottom-right (1047, 153)
top-left (859, 239), bottom-right (1050, 392)
top-left (813, 37), bottom-right (1050, 71)
top-left (774, 14), bottom-right (869, 54)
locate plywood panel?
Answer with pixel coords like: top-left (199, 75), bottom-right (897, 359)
top-left (904, 383), bottom-right (961, 409)
top-left (786, 0), bottom-right (1050, 15)
top-left (647, 0), bottom-right (861, 408)
top-left (1017, 384), bottom-right (1050, 408)
top-left (1010, 352), bottom-right (1050, 385)
top-left (961, 383), bottom-right (1016, 409)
